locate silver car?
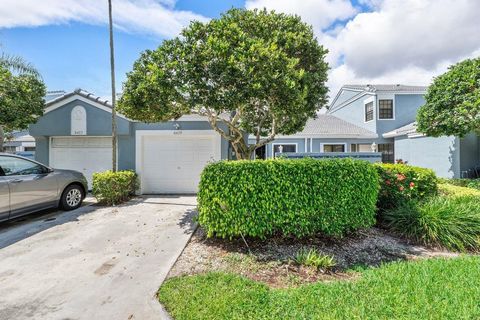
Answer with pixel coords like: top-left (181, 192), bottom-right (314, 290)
top-left (0, 153), bottom-right (88, 222)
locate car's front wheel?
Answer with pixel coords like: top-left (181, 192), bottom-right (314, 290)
top-left (60, 184), bottom-right (84, 211)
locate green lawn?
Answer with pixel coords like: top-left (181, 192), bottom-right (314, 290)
top-left (159, 256), bottom-right (480, 320)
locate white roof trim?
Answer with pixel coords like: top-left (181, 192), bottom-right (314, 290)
top-left (44, 94), bottom-right (131, 121)
top-left (249, 133), bottom-right (378, 139)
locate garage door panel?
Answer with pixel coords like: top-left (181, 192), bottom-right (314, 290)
top-left (50, 137), bottom-right (112, 188)
top-left (139, 134), bottom-right (218, 194)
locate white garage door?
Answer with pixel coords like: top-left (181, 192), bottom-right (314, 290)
top-left (50, 137), bottom-right (112, 188)
top-left (138, 132), bottom-right (221, 194)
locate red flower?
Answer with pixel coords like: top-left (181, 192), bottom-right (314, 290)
top-left (409, 182), bottom-right (415, 188)
top-left (385, 180), bottom-right (391, 185)
top-left (396, 174), bottom-right (406, 181)
top-left (399, 186), bottom-right (404, 191)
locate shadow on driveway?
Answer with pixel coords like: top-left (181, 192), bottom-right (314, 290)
top-left (0, 198), bottom-right (96, 250)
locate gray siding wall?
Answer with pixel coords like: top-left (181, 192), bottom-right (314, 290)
top-left (328, 94), bottom-right (377, 132)
top-left (329, 89), bottom-right (361, 110)
top-left (376, 94), bottom-right (425, 134)
top-left (30, 99), bottom-right (130, 137)
top-left (394, 135), bottom-right (460, 178)
top-left (29, 98), bottom-right (230, 169)
top-left (460, 133), bottom-right (480, 172)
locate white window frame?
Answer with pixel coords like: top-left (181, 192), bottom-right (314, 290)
top-left (320, 143), bottom-right (347, 153)
top-left (364, 96), bottom-right (375, 123)
top-left (377, 94), bottom-right (395, 120)
top-left (272, 143), bottom-right (298, 158)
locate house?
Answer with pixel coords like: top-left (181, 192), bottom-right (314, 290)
top-left (29, 85), bottom-right (479, 194)
top-left (327, 84), bottom-right (479, 178)
top-left (3, 130), bottom-right (36, 158)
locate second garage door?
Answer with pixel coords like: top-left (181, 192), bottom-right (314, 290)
top-left (50, 137), bottom-right (112, 188)
top-left (137, 132), bottom-right (221, 194)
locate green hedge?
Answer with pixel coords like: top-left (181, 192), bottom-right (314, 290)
top-left (92, 170), bottom-right (138, 205)
top-left (198, 158), bottom-right (380, 239)
top-left (375, 164), bottom-right (438, 211)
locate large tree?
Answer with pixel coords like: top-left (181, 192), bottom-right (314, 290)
top-left (417, 57), bottom-right (480, 137)
top-left (119, 9), bottom-right (329, 159)
top-left (0, 56), bottom-right (46, 151)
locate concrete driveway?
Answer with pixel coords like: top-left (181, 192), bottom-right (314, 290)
top-left (0, 196), bottom-right (197, 320)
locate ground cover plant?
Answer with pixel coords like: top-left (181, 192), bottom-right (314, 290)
top-left (383, 196), bottom-right (480, 252)
top-left (198, 158), bottom-right (379, 239)
top-left (293, 248), bottom-right (336, 271)
top-left (159, 256), bottom-right (480, 320)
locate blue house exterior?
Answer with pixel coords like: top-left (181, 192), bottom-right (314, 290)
top-left (29, 86), bottom-right (480, 194)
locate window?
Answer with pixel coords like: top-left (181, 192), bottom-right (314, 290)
top-left (273, 144), bottom-right (297, 157)
top-left (378, 143), bottom-right (394, 163)
top-left (378, 99), bottom-right (394, 119)
top-left (24, 147), bottom-right (36, 152)
top-left (253, 145), bottom-right (266, 160)
top-left (0, 156), bottom-right (47, 176)
top-left (351, 144), bottom-right (372, 152)
top-left (322, 144), bottom-right (346, 152)
top-left (365, 102), bottom-right (374, 122)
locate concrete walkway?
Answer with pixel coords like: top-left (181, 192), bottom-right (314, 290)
top-left (0, 196), bottom-right (197, 320)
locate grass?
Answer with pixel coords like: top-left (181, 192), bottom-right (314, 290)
top-left (293, 248), bottom-right (336, 271)
top-left (158, 256), bottom-right (480, 319)
top-left (383, 195), bottom-right (480, 251)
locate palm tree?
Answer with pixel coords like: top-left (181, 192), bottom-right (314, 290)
top-left (108, 0), bottom-right (117, 172)
top-left (0, 53), bottom-right (40, 77)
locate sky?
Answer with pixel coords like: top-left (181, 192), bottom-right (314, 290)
top-left (0, 0), bottom-right (479, 102)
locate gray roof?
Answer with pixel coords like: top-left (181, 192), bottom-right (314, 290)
top-left (342, 84), bottom-right (427, 93)
top-left (383, 122), bottom-right (419, 138)
top-left (46, 88), bottom-right (112, 107)
top-left (297, 114), bottom-right (378, 138)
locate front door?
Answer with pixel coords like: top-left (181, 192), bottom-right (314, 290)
top-left (0, 155), bottom-right (58, 217)
top-left (0, 177), bottom-right (10, 221)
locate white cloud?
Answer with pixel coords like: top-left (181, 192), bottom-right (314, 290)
top-left (245, 0), bottom-right (480, 100)
top-left (245, 0), bottom-right (358, 34)
top-left (0, 0), bottom-right (208, 38)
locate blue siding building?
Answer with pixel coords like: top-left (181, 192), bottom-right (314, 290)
top-left (29, 85), bottom-right (480, 194)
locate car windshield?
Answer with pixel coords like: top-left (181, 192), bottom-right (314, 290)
top-left (0, 156), bottom-right (46, 176)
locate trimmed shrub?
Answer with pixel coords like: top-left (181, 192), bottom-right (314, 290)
top-left (92, 170), bottom-right (138, 205)
top-left (198, 158), bottom-right (380, 239)
top-left (383, 196), bottom-right (480, 252)
top-left (375, 164), bottom-right (438, 211)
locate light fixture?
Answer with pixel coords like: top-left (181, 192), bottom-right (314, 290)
top-left (173, 122), bottom-right (181, 130)
top-left (371, 142), bottom-right (377, 152)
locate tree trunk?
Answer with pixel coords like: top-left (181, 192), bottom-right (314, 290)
top-left (231, 137), bottom-right (253, 160)
top-left (0, 125), bottom-right (4, 152)
top-left (108, 0), bottom-right (117, 172)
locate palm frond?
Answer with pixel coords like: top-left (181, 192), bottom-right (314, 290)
top-left (0, 53), bottom-right (40, 77)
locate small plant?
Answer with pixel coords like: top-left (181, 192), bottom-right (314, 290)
top-left (383, 196), bottom-right (480, 252)
top-left (294, 248), bottom-right (336, 271)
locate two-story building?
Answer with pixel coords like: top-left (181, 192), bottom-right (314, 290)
top-left (29, 85), bottom-right (479, 194)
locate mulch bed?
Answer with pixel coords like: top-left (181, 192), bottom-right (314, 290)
top-left (167, 227), bottom-right (457, 288)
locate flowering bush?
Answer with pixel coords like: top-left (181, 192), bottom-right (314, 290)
top-left (375, 164), bottom-right (438, 211)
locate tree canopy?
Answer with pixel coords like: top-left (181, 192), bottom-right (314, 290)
top-left (0, 64), bottom-right (46, 150)
top-left (119, 8), bottom-right (329, 159)
top-left (417, 57), bottom-right (480, 137)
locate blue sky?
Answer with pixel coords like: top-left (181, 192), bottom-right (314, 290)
top-left (0, 0), bottom-right (478, 99)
